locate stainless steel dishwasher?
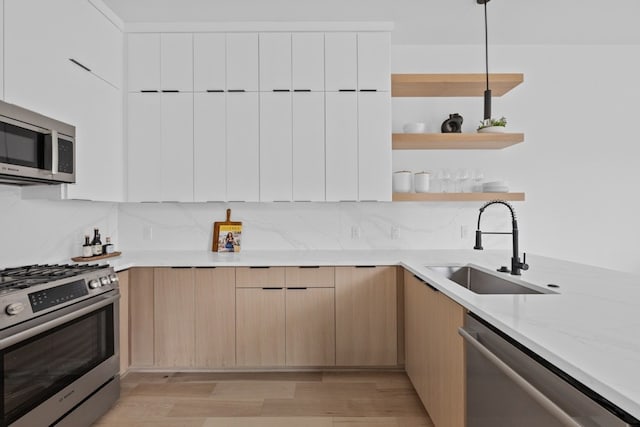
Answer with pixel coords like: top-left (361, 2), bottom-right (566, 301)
top-left (460, 313), bottom-right (640, 427)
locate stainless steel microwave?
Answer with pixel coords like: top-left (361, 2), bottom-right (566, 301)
top-left (0, 100), bottom-right (75, 185)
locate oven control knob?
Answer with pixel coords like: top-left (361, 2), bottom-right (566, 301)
top-left (6, 303), bottom-right (25, 316)
top-left (109, 273), bottom-right (119, 284)
top-left (88, 279), bottom-right (100, 289)
top-left (100, 276), bottom-right (110, 286)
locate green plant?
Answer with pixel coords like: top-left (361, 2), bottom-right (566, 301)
top-left (478, 116), bottom-right (507, 129)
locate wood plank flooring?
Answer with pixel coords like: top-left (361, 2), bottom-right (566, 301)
top-left (94, 371), bottom-right (434, 427)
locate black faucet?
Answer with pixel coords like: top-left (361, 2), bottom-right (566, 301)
top-left (473, 200), bottom-right (529, 275)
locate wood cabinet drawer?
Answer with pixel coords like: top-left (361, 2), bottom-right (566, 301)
top-left (236, 267), bottom-right (285, 287)
top-left (285, 266), bottom-right (335, 287)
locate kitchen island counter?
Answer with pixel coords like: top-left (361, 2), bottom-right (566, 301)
top-left (107, 249), bottom-right (640, 420)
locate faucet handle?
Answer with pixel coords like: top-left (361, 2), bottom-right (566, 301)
top-left (521, 253), bottom-right (529, 271)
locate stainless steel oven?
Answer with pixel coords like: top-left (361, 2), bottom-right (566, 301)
top-left (0, 264), bottom-right (120, 427)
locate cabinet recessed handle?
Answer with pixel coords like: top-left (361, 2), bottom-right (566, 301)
top-left (359, 89), bottom-right (378, 92)
top-left (273, 89), bottom-right (290, 92)
top-left (339, 89), bottom-right (356, 92)
top-left (355, 265), bottom-right (376, 269)
top-left (206, 89), bottom-right (225, 93)
top-left (69, 58), bottom-right (91, 72)
top-left (299, 266), bottom-right (320, 269)
top-left (162, 90), bottom-right (180, 93)
top-left (413, 274), bottom-right (426, 283)
top-left (170, 266), bottom-right (192, 269)
top-left (228, 89), bottom-right (246, 93)
top-left (140, 90), bottom-right (159, 93)
top-left (287, 287), bottom-right (307, 290)
top-left (262, 287), bottom-right (283, 290)
top-left (249, 266), bottom-right (271, 269)
top-left (294, 89), bottom-right (311, 92)
top-left (426, 283), bottom-right (439, 292)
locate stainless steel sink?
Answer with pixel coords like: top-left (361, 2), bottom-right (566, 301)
top-left (427, 265), bottom-right (555, 295)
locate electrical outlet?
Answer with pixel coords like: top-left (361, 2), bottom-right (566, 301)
top-left (351, 226), bottom-right (361, 240)
top-left (461, 225), bottom-right (469, 239)
top-left (391, 226), bottom-right (400, 240)
top-left (143, 226), bottom-right (153, 241)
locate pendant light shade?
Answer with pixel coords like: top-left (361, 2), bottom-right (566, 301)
top-left (478, 0), bottom-right (491, 122)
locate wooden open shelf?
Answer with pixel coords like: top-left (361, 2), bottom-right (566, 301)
top-left (393, 133), bottom-right (524, 150)
top-left (392, 192), bottom-right (525, 202)
top-left (391, 73), bottom-right (524, 97)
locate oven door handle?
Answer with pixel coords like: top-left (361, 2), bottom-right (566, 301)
top-left (51, 129), bottom-right (59, 175)
top-left (458, 327), bottom-right (582, 427)
top-left (0, 293), bottom-right (119, 350)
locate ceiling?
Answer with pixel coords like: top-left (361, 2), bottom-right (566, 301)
top-left (102, 0), bottom-right (640, 45)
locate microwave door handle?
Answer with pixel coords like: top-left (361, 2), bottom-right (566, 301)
top-left (51, 130), bottom-right (59, 174)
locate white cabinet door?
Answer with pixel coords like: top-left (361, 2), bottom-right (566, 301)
top-left (260, 92), bottom-right (292, 201)
top-left (227, 92), bottom-right (259, 201)
top-left (227, 33), bottom-right (258, 92)
top-left (194, 92), bottom-right (227, 202)
top-left (194, 33), bottom-right (226, 92)
top-left (0, 2), bottom-right (5, 99)
top-left (358, 92), bottom-right (391, 201)
top-left (325, 92), bottom-right (358, 201)
top-left (292, 92), bottom-right (325, 201)
top-left (325, 33), bottom-right (357, 91)
top-left (357, 32), bottom-right (390, 92)
top-left (70, 0), bottom-right (123, 89)
top-left (259, 33), bottom-right (291, 92)
top-left (66, 65), bottom-right (123, 201)
top-left (127, 33), bottom-right (160, 92)
top-left (161, 93), bottom-right (194, 201)
top-left (292, 33), bottom-right (324, 92)
top-left (128, 93), bottom-right (162, 201)
top-left (161, 33), bottom-right (193, 92)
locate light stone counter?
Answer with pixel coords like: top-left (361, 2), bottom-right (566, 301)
top-left (104, 249), bottom-right (640, 420)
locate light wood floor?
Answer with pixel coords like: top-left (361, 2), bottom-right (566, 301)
top-left (94, 371), bottom-right (434, 427)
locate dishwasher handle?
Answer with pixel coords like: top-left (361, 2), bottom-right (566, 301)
top-left (458, 327), bottom-right (581, 427)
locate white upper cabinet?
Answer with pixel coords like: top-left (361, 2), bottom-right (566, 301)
top-left (259, 33), bottom-right (292, 92)
top-left (194, 33), bottom-right (226, 92)
top-left (161, 33), bottom-right (193, 92)
top-left (161, 93), bottom-right (194, 201)
top-left (325, 91), bottom-right (358, 201)
top-left (127, 93), bottom-right (162, 202)
top-left (127, 33), bottom-right (161, 92)
top-left (227, 92), bottom-right (260, 201)
top-left (358, 92), bottom-right (391, 201)
top-left (325, 33), bottom-right (357, 91)
top-left (292, 92), bottom-right (325, 201)
top-left (357, 32), bottom-right (391, 92)
top-left (0, 2), bottom-right (3, 100)
top-left (226, 33), bottom-right (259, 92)
top-left (194, 92), bottom-right (227, 202)
top-left (292, 33), bottom-right (324, 92)
top-left (260, 92), bottom-right (293, 201)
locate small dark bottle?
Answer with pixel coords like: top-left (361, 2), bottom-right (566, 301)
top-left (91, 228), bottom-right (103, 256)
top-left (82, 235), bottom-right (93, 258)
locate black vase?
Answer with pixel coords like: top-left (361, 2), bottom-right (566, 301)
top-left (441, 113), bottom-right (463, 133)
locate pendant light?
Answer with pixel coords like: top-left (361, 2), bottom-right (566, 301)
top-left (478, 0), bottom-right (491, 122)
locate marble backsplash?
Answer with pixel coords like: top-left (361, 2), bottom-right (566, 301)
top-left (117, 202), bottom-right (511, 252)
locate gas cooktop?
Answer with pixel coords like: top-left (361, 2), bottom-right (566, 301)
top-left (0, 264), bottom-right (109, 293)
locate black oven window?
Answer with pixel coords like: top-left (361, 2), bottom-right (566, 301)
top-left (1, 305), bottom-right (114, 426)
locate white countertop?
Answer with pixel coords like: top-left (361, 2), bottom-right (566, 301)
top-left (105, 249), bottom-right (640, 420)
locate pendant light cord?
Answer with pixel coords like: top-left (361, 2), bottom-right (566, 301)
top-left (484, 1), bottom-right (489, 91)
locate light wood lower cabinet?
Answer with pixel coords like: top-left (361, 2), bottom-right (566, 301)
top-left (117, 270), bottom-right (130, 375)
top-left (129, 268), bottom-right (155, 367)
top-left (154, 268), bottom-right (195, 368)
top-left (404, 269), bottom-right (465, 427)
top-left (236, 287), bottom-right (286, 366)
top-left (286, 287), bottom-right (335, 366)
top-left (335, 266), bottom-right (397, 366)
top-left (194, 268), bottom-right (236, 368)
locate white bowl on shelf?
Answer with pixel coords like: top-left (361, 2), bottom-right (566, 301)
top-left (477, 126), bottom-right (506, 133)
top-left (402, 122), bottom-right (426, 133)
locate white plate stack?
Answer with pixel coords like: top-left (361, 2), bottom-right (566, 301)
top-left (482, 181), bottom-right (509, 193)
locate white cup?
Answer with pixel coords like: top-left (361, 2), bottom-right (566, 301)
top-left (393, 171), bottom-right (412, 193)
top-left (414, 172), bottom-right (431, 193)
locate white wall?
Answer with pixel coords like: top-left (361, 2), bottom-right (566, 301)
top-left (0, 186), bottom-right (118, 267)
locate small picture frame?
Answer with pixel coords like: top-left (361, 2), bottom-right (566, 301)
top-left (212, 209), bottom-right (242, 252)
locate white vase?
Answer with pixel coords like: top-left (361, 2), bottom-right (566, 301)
top-left (477, 126), bottom-right (506, 133)
top-left (393, 171), bottom-right (412, 193)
